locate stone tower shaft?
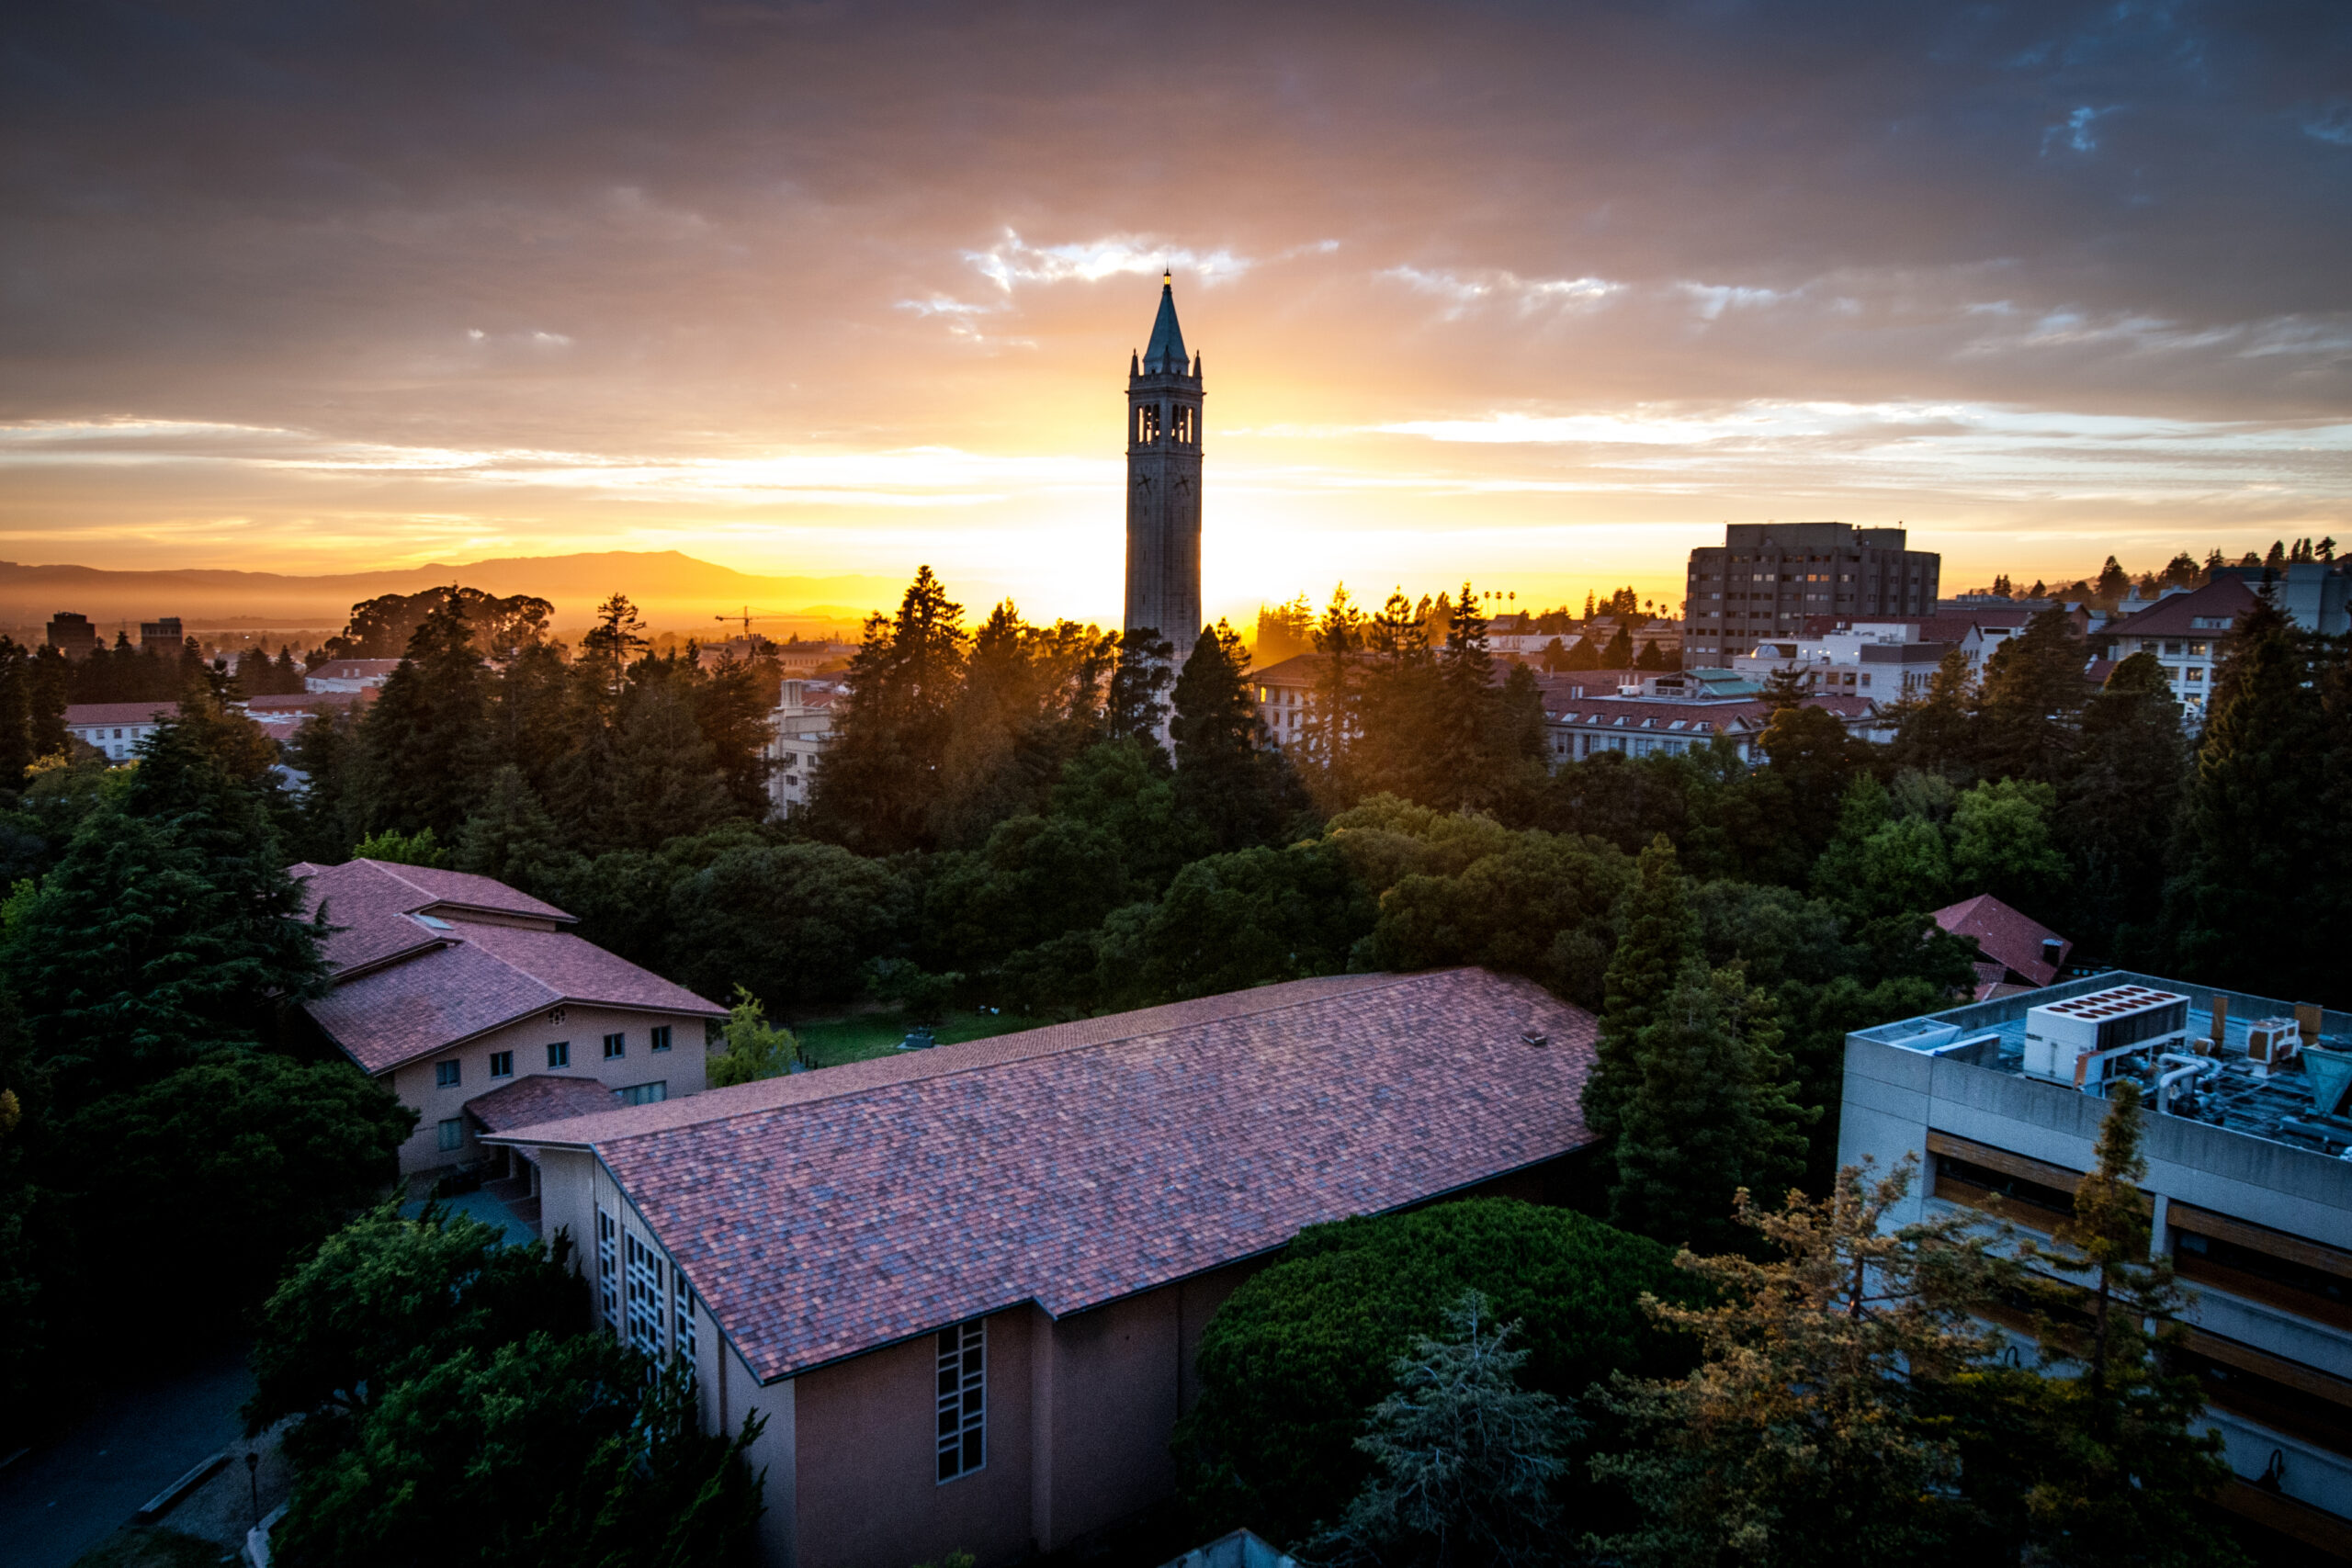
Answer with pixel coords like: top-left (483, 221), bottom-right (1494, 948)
top-left (1124, 275), bottom-right (1204, 660)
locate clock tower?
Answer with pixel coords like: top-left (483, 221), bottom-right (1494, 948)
top-left (1124, 274), bottom-right (1204, 660)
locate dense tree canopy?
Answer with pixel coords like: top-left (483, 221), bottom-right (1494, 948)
top-left (1175, 1198), bottom-right (1696, 1546)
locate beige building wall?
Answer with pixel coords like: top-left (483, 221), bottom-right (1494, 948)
top-left (379, 1001), bottom-right (711, 1175)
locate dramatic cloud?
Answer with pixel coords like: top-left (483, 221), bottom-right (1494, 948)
top-left (1, 0), bottom-right (2346, 617)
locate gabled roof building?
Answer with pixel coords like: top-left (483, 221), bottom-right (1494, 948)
top-left (292, 859), bottom-right (723, 1176)
top-left (487, 967), bottom-right (1601, 1568)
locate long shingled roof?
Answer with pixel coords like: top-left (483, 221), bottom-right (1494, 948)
top-left (490, 968), bottom-right (1600, 1385)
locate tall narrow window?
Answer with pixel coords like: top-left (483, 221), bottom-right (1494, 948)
top-left (595, 1210), bottom-right (620, 1331)
top-left (625, 1232), bottom-right (665, 1358)
top-left (673, 1276), bottom-right (697, 1373)
top-left (935, 1319), bottom-right (986, 1482)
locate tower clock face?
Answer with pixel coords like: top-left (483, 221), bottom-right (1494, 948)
top-left (1136, 473), bottom-right (1152, 489)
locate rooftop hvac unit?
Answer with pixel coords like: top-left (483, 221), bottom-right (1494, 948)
top-left (2245, 1017), bottom-right (2302, 1079)
top-left (2024, 986), bottom-right (2190, 1090)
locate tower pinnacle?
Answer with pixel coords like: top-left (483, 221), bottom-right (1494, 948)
top-left (1124, 276), bottom-right (1204, 661)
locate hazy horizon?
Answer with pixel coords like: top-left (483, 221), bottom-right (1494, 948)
top-left (5, 2), bottom-right (2346, 626)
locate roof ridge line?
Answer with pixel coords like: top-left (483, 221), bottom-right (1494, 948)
top-left (584, 971), bottom-right (1433, 1150)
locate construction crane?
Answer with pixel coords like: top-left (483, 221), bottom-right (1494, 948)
top-left (714, 607), bottom-right (798, 637)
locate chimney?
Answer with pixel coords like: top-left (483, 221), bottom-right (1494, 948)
top-left (2040, 938), bottom-right (2064, 970)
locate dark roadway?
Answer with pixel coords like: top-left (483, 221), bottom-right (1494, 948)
top-left (0, 1343), bottom-right (254, 1568)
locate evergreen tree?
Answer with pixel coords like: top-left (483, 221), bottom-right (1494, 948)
top-left (807, 566), bottom-right (970, 853)
top-left (1583, 834), bottom-right (1690, 1152)
top-left (2161, 592), bottom-right (2336, 1000)
top-left (1608, 958), bottom-right (1812, 1252)
top-left (1172, 620), bottom-right (1295, 852)
top-left (599, 681), bottom-right (739, 852)
top-left (1602, 624), bottom-right (1635, 669)
top-left (1306, 1291), bottom-right (1578, 1568)
top-left (2060, 653), bottom-right (2182, 959)
top-left (1592, 1158), bottom-right (2009, 1568)
top-left (1974, 606), bottom-right (2088, 781)
top-left (1887, 646), bottom-right (1976, 776)
top-left (1970, 1084), bottom-right (2246, 1567)
top-left (354, 598), bottom-right (494, 839)
top-left (691, 647), bottom-right (781, 816)
top-left (1105, 627), bottom-right (1176, 750)
top-left (455, 766), bottom-right (574, 895)
top-left (489, 640), bottom-right (577, 803)
top-left (6, 713), bottom-right (328, 1105)
top-left (1306, 584), bottom-right (1364, 785)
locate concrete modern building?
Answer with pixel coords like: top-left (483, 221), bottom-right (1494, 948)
top-left (1683, 523), bottom-right (1939, 663)
top-left (1841, 976), bottom-right (2352, 1558)
top-left (1125, 275), bottom-right (1204, 663)
top-left (765, 678), bottom-right (838, 816)
top-left (291, 859), bottom-right (724, 1177)
top-left (484, 969), bottom-right (1601, 1568)
top-left (2212, 561), bottom-right (2352, 637)
top-left (140, 616), bottom-right (183, 652)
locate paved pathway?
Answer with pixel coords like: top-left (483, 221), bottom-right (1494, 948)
top-left (0, 1343), bottom-right (254, 1568)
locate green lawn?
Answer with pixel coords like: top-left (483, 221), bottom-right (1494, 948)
top-left (791, 1008), bottom-right (1048, 1069)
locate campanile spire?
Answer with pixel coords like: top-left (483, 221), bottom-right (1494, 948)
top-left (1124, 274), bottom-right (1204, 660)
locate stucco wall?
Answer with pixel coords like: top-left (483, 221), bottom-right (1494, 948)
top-left (794, 1307), bottom-right (1038, 1568)
top-left (380, 1000), bottom-right (711, 1175)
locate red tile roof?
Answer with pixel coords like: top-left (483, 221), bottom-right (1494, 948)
top-left (292, 859), bottom-right (718, 1076)
top-left (245, 691), bottom-right (374, 713)
top-left (465, 1073), bottom-right (621, 1132)
top-left (1931, 894), bottom-right (2072, 988)
top-left (2098, 575), bottom-right (2257, 640)
top-left (64, 702), bottom-right (177, 728)
top-left (306, 920), bottom-right (724, 1075)
top-left (493, 968), bottom-right (1599, 1383)
top-left (294, 860), bottom-right (575, 970)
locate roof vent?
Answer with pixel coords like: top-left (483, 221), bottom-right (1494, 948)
top-left (2041, 937), bottom-right (2064, 966)
top-left (1521, 1029), bottom-right (1549, 1049)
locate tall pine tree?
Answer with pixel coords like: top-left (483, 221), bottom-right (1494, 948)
top-left (1583, 834), bottom-right (1691, 1153)
top-left (355, 597), bottom-right (494, 839)
top-left (2161, 592), bottom-right (2335, 1001)
top-left (1171, 620), bottom-right (1295, 853)
top-left (1608, 958), bottom-right (1812, 1251)
top-left (807, 566), bottom-right (970, 853)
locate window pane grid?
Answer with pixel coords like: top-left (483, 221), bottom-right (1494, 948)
top-left (625, 1231), bottom-right (665, 1359)
top-left (935, 1320), bottom-right (985, 1482)
top-left (595, 1210), bottom-right (620, 1331)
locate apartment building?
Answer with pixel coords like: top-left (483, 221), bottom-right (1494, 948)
top-left (1841, 976), bottom-right (2352, 1558)
top-left (2091, 576), bottom-right (2260, 725)
top-left (1684, 523), bottom-right (1939, 663)
top-left (766, 678), bottom-right (838, 815)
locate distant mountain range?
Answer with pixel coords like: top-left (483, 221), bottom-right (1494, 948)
top-left (0, 552), bottom-right (900, 634)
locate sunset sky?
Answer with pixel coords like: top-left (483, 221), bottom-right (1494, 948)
top-left (4, 1), bottom-right (2348, 625)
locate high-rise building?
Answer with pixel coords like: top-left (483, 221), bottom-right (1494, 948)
top-left (140, 616), bottom-right (183, 652)
top-left (1124, 274), bottom-right (1204, 662)
top-left (1682, 522), bottom-right (1939, 664)
top-left (45, 611), bottom-right (100, 658)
